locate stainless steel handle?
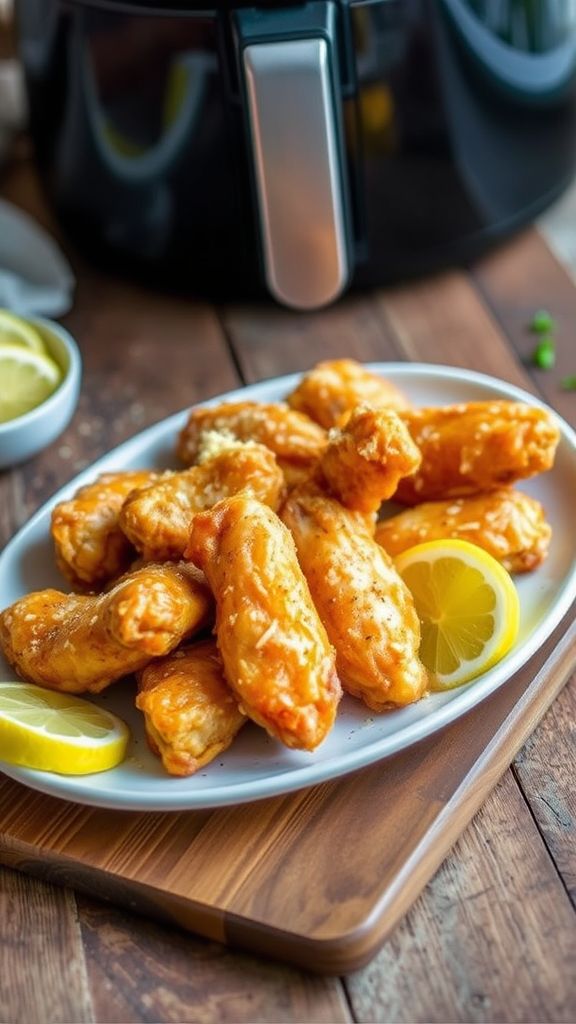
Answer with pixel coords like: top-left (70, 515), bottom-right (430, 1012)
top-left (242, 38), bottom-right (349, 310)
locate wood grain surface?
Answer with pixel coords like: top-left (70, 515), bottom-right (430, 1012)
top-left (0, 153), bottom-right (575, 1022)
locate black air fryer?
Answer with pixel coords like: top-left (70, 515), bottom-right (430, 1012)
top-left (17, 0), bottom-right (576, 309)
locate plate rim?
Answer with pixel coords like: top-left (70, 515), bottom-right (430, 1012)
top-left (1, 361), bottom-right (576, 811)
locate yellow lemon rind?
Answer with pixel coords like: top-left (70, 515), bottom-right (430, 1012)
top-left (0, 309), bottom-right (46, 353)
top-left (0, 682), bottom-right (130, 775)
top-left (0, 342), bottom-right (63, 423)
top-left (394, 538), bottom-right (520, 691)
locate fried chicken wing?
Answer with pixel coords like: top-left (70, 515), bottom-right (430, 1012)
top-left (119, 439), bottom-right (284, 562)
top-left (0, 563), bottom-right (213, 693)
top-left (375, 488), bottom-right (551, 573)
top-left (396, 401), bottom-right (560, 504)
top-left (51, 470), bottom-right (158, 591)
top-left (176, 401), bottom-right (327, 485)
top-left (281, 483), bottom-right (428, 710)
top-left (136, 639), bottom-right (246, 776)
top-left (318, 406), bottom-right (421, 514)
top-left (186, 495), bottom-right (341, 751)
top-left (286, 359), bottom-right (411, 428)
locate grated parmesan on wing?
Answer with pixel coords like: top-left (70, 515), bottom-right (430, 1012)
top-left (255, 619), bottom-right (278, 649)
top-left (196, 430), bottom-right (260, 464)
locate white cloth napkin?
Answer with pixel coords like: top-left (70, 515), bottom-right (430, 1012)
top-left (0, 198), bottom-right (75, 316)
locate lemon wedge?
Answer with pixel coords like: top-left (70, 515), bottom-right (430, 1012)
top-left (0, 681), bottom-right (130, 774)
top-left (394, 539), bottom-right (520, 690)
top-left (0, 342), bottom-right (62, 423)
top-left (0, 309), bottom-right (46, 353)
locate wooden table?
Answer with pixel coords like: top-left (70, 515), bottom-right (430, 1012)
top-left (1, 154), bottom-right (575, 1024)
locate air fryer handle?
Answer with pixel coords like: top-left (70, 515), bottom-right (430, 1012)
top-left (235, 4), bottom-right (351, 310)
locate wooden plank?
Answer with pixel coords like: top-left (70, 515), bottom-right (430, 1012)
top-left (473, 228), bottom-right (576, 423)
top-left (62, 274), bottom-right (239, 458)
top-left (375, 269), bottom-right (532, 388)
top-left (513, 678), bottom-right (576, 907)
top-left (346, 772), bottom-right (576, 1024)
top-left (472, 230), bottom-right (576, 912)
top-left (0, 866), bottom-right (94, 1024)
top-left (518, 671), bottom-right (576, 908)
top-left (76, 895), bottom-right (352, 1024)
top-left (221, 294), bottom-right (402, 382)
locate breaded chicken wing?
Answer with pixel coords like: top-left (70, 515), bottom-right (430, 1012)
top-left (119, 439), bottom-right (284, 562)
top-left (176, 401), bottom-right (327, 485)
top-left (0, 563), bottom-right (213, 693)
top-left (319, 406), bottom-right (421, 514)
top-left (375, 488), bottom-right (551, 573)
top-left (136, 640), bottom-right (246, 776)
top-left (281, 483), bottom-right (428, 711)
top-left (396, 401), bottom-right (560, 504)
top-left (186, 495), bottom-right (341, 751)
top-left (51, 470), bottom-right (158, 591)
top-left (286, 359), bottom-right (411, 428)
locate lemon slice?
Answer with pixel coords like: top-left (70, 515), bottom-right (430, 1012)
top-left (0, 342), bottom-right (62, 423)
top-left (0, 681), bottom-right (130, 774)
top-left (395, 539), bottom-right (520, 690)
top-left (0, 309), bottom-right (46, 353)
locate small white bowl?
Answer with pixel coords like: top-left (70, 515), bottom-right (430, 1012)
top-left (0, 317), bottom-right (82, 469)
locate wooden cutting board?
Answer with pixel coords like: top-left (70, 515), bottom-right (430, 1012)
top-left (0, 606), bottom-right (573, 974)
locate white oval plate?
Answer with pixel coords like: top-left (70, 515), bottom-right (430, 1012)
top-left (1, 363), bottom-right (575, 811)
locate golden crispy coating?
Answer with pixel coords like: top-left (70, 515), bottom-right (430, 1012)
top-left (136, 640), bottom-right (246, 776)
top-left (281, 484), bottom-right (428, 711)
top-left (286, 359), bottom-right (411, 428)
top-left (0, 563), bottom-right (213, 694)
top-left (319, 406), bottom-right (422, 513)
top-left (376, 488), bottom-right (551, 573)
top-left (176, 401), bottom-right (327, 482)
top-left (51, 470), bottom-right (158, 591)
top-left (186, 495), bottom-right (341, 751)
top-left (119, 442), bottom-right (284, 562)
top-left (396, 401), bottom-right (560, 504)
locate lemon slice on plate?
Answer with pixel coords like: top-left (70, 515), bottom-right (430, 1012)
top-left (0, 681), bottom-right (130, 774)
top-left (395, 539), bottom-right (520, 691)
top-left (0, 309), bottom-right (46, 352)
top-left (0, 342), bottom-right (62, 423)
